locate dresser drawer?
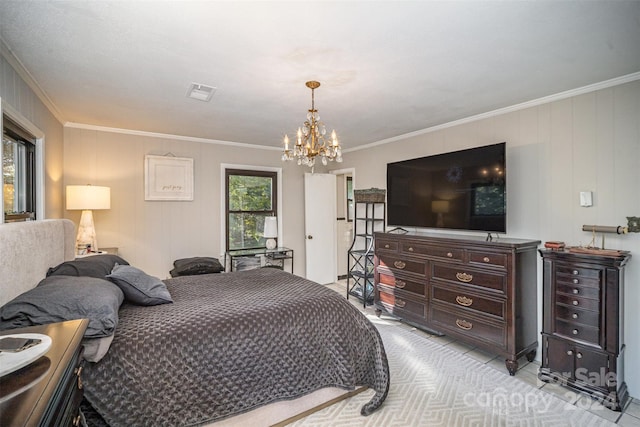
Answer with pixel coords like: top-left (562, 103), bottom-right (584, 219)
top-left (555, 264), bottom-right (602, 281)
top-left (554, 319), bottom-right (600, 346)
top-left (377, 270), bottom-right (426, 297)
top-left (555, 305), bottom-right (600, 327)
top-left (378, 255), bottom-right (427, 278)
top-left (468, 250), bottom-right (508, 269)
top-left (377, 286), bottom-right (426, 319)
top-left (431, 283), bottom-right (505, 320)
top-left (430, 305), bottom-right (506, 349)
top-left (432, 263), bottom-right (506, 294)
top-left (556, 274), bottom-right (600, 289)
top-left (556, 283), bottom-right (600, 300)
top-left (556, 293), bottom-right (600, 312)
top-left (399, 242), bottom-right (464, 262)
top-left (376, 238), bottom-right (399, 253)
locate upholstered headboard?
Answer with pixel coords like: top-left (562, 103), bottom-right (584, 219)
top-left (0, 219), bottom-right (76, 306)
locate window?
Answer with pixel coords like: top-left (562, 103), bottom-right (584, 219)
top-left (3, 116), bottom-right (36, 222)
top-left (225, 169), bottom-right (277, 251)
top-left (472, 183), bottom-right (505, 216)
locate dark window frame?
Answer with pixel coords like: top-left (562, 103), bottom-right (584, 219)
top-left (225, 168), bottom-right (278, 251)
top-left (3, 116), bottom-right (36, 222)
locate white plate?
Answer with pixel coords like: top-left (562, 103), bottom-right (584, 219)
top-left (0, 333), bottom-right (52, 377)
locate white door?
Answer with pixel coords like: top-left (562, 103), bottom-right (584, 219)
top-left (304, 173), bottom-right (337, 284)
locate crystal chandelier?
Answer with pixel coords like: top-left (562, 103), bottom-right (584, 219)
top-left (282, 81), bottom-right (342, 167)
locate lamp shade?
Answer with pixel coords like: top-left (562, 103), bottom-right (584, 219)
top-left (431, 200), bottom-right (450, 214)
top-left (66, 185), bottom-right (111, 210)
top-left (263, 216), bottom-right (278, 238)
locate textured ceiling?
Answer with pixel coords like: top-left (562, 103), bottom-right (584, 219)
top-left (1, 1), bottom-right (639, 150)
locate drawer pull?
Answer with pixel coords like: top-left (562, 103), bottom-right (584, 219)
top-left (567, 350), bottom-right (573, 356)
top-left (447, 252), bottom-right (453, 258)
top-left (572, 313), bottom-right (579, 319)
top-left (483, 256), bottom-right (490, 263)
top-left (572, 289), bottom-right (579, 294)
top-left (456, 319), bottom-right (473, 330)
top-left (455, 295), bottom-right (473, 307)
top-left (75, 366), bottom-right (83, 389)
top-left (394, 260), bottom-right (406, 269)
top-left (572, 300), bottom-right (579, 306)
top-left (572, 270), bottom-right (579, 275)
top-left (576, 352), bottom-right (583, 359)
top-left (456, 272), bottom-right (473, 283)
top-left (395, 299), bottom-right (406, 308)
top-left (572, 329), bottom-right (579, 335)
top-left (408, 247), bottom-right (414, 252)
top-left (573, 278), bottom-right (579, 284)
top-left (384, 244), bottom-right (390, 249)
top-left (395, 279), bottom-right (406, 289)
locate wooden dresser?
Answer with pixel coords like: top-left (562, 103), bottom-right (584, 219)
top-left (0, 319), bottom-right (88, 426)
top-left (374, 231), bottom-right (540, 375)
top-left (538, 249), bottom-right (630, 411)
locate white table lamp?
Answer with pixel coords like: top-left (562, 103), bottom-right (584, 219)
top-left (66, 185), bottom-right (110, 253)
top-left (263, 216), bottom-right (278, 250)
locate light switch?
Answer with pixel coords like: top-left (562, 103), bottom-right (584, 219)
top-left (580, 191), bottom-right (593, 207)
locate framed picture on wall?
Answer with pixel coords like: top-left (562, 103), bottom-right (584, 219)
top-left (144, 155), bottom-right (194, 201)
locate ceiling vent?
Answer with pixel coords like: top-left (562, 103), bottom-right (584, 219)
top-left (187, 83), bottom-right (216, 102)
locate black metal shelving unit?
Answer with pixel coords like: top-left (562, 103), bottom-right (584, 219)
top-left (347, 196), bottom-right (385, 307)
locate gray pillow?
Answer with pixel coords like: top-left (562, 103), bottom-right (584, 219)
top-left (0, 275), bottom-right (124, 338)
top-left (107, 264), bottom-right (173, 306)
top-left (169, 256), bottom-right (224, 277)
top-left (47, 254), bottom-right (130, 278)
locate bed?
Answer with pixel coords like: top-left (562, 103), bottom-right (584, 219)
top-left (0, 219), bottom-right (389, 426)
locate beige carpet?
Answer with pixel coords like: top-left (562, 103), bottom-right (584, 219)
top-left (289, 315), bottom-right (617, 427)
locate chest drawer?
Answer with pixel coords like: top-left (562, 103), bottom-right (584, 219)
top-left (376, 238), bottom-right (399, 253)
top-left (556, 274), bottom-right (600, 289)
top-left (377, 270), bottom-right (426, 297)
top-left (430, 305), bottom-right (506, 349)
top-left (554, 319), bottom-right (600, 346)
top-left (556, 283), bottom-right (600, 300)
top-left (468, 250), bottom-right (508, 269)
top-left (555, 264), bottom-right (602, 281)
top-left (432, 263), bottom-right (507, 294)
top-left (431, 284), bottom-right (505, 320)
top-left (377, 286), bottom-right (426, 319)
top-left (555, 305), bottom-right (600, 327)
top-left (399, 242), bottom-right (463, 262)
top-left (378, 255), bottom-right (427, 278)
top-left (556, 293), bottom-right (600, 312)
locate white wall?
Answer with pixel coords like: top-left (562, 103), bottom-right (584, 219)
top-left (0, 49), bottom-right (64, 218)
top-left (331, 80), bottom-right (640, 398)
top-left (63, 126), bottom-right (310, 280)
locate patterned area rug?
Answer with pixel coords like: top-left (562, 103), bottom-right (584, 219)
top-left (291, 316), bottom-right (615, 427)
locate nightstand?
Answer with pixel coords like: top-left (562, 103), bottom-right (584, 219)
top-left (76, 247), bottom-right (118, 258)
top-left (0, 319), bottom-right (88, 426)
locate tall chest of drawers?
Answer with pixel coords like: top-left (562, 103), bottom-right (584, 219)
top-left (374, 232), bottom-right (540, 375)
top-left (538, 249), bottom-right (631, 411)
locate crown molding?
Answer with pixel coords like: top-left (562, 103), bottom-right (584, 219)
top-left (64, 122), bottom-right (281, 151)
top-left (345, 71), bottom-right (640, 153)
top-left (0, 38), bottom-right (66, 124)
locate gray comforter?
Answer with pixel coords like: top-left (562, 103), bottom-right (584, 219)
top-left (82, 268), bottom-right (389, 426)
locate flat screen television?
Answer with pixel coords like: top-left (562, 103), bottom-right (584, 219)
top-left (386, 142), bottom-right (506, 233)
